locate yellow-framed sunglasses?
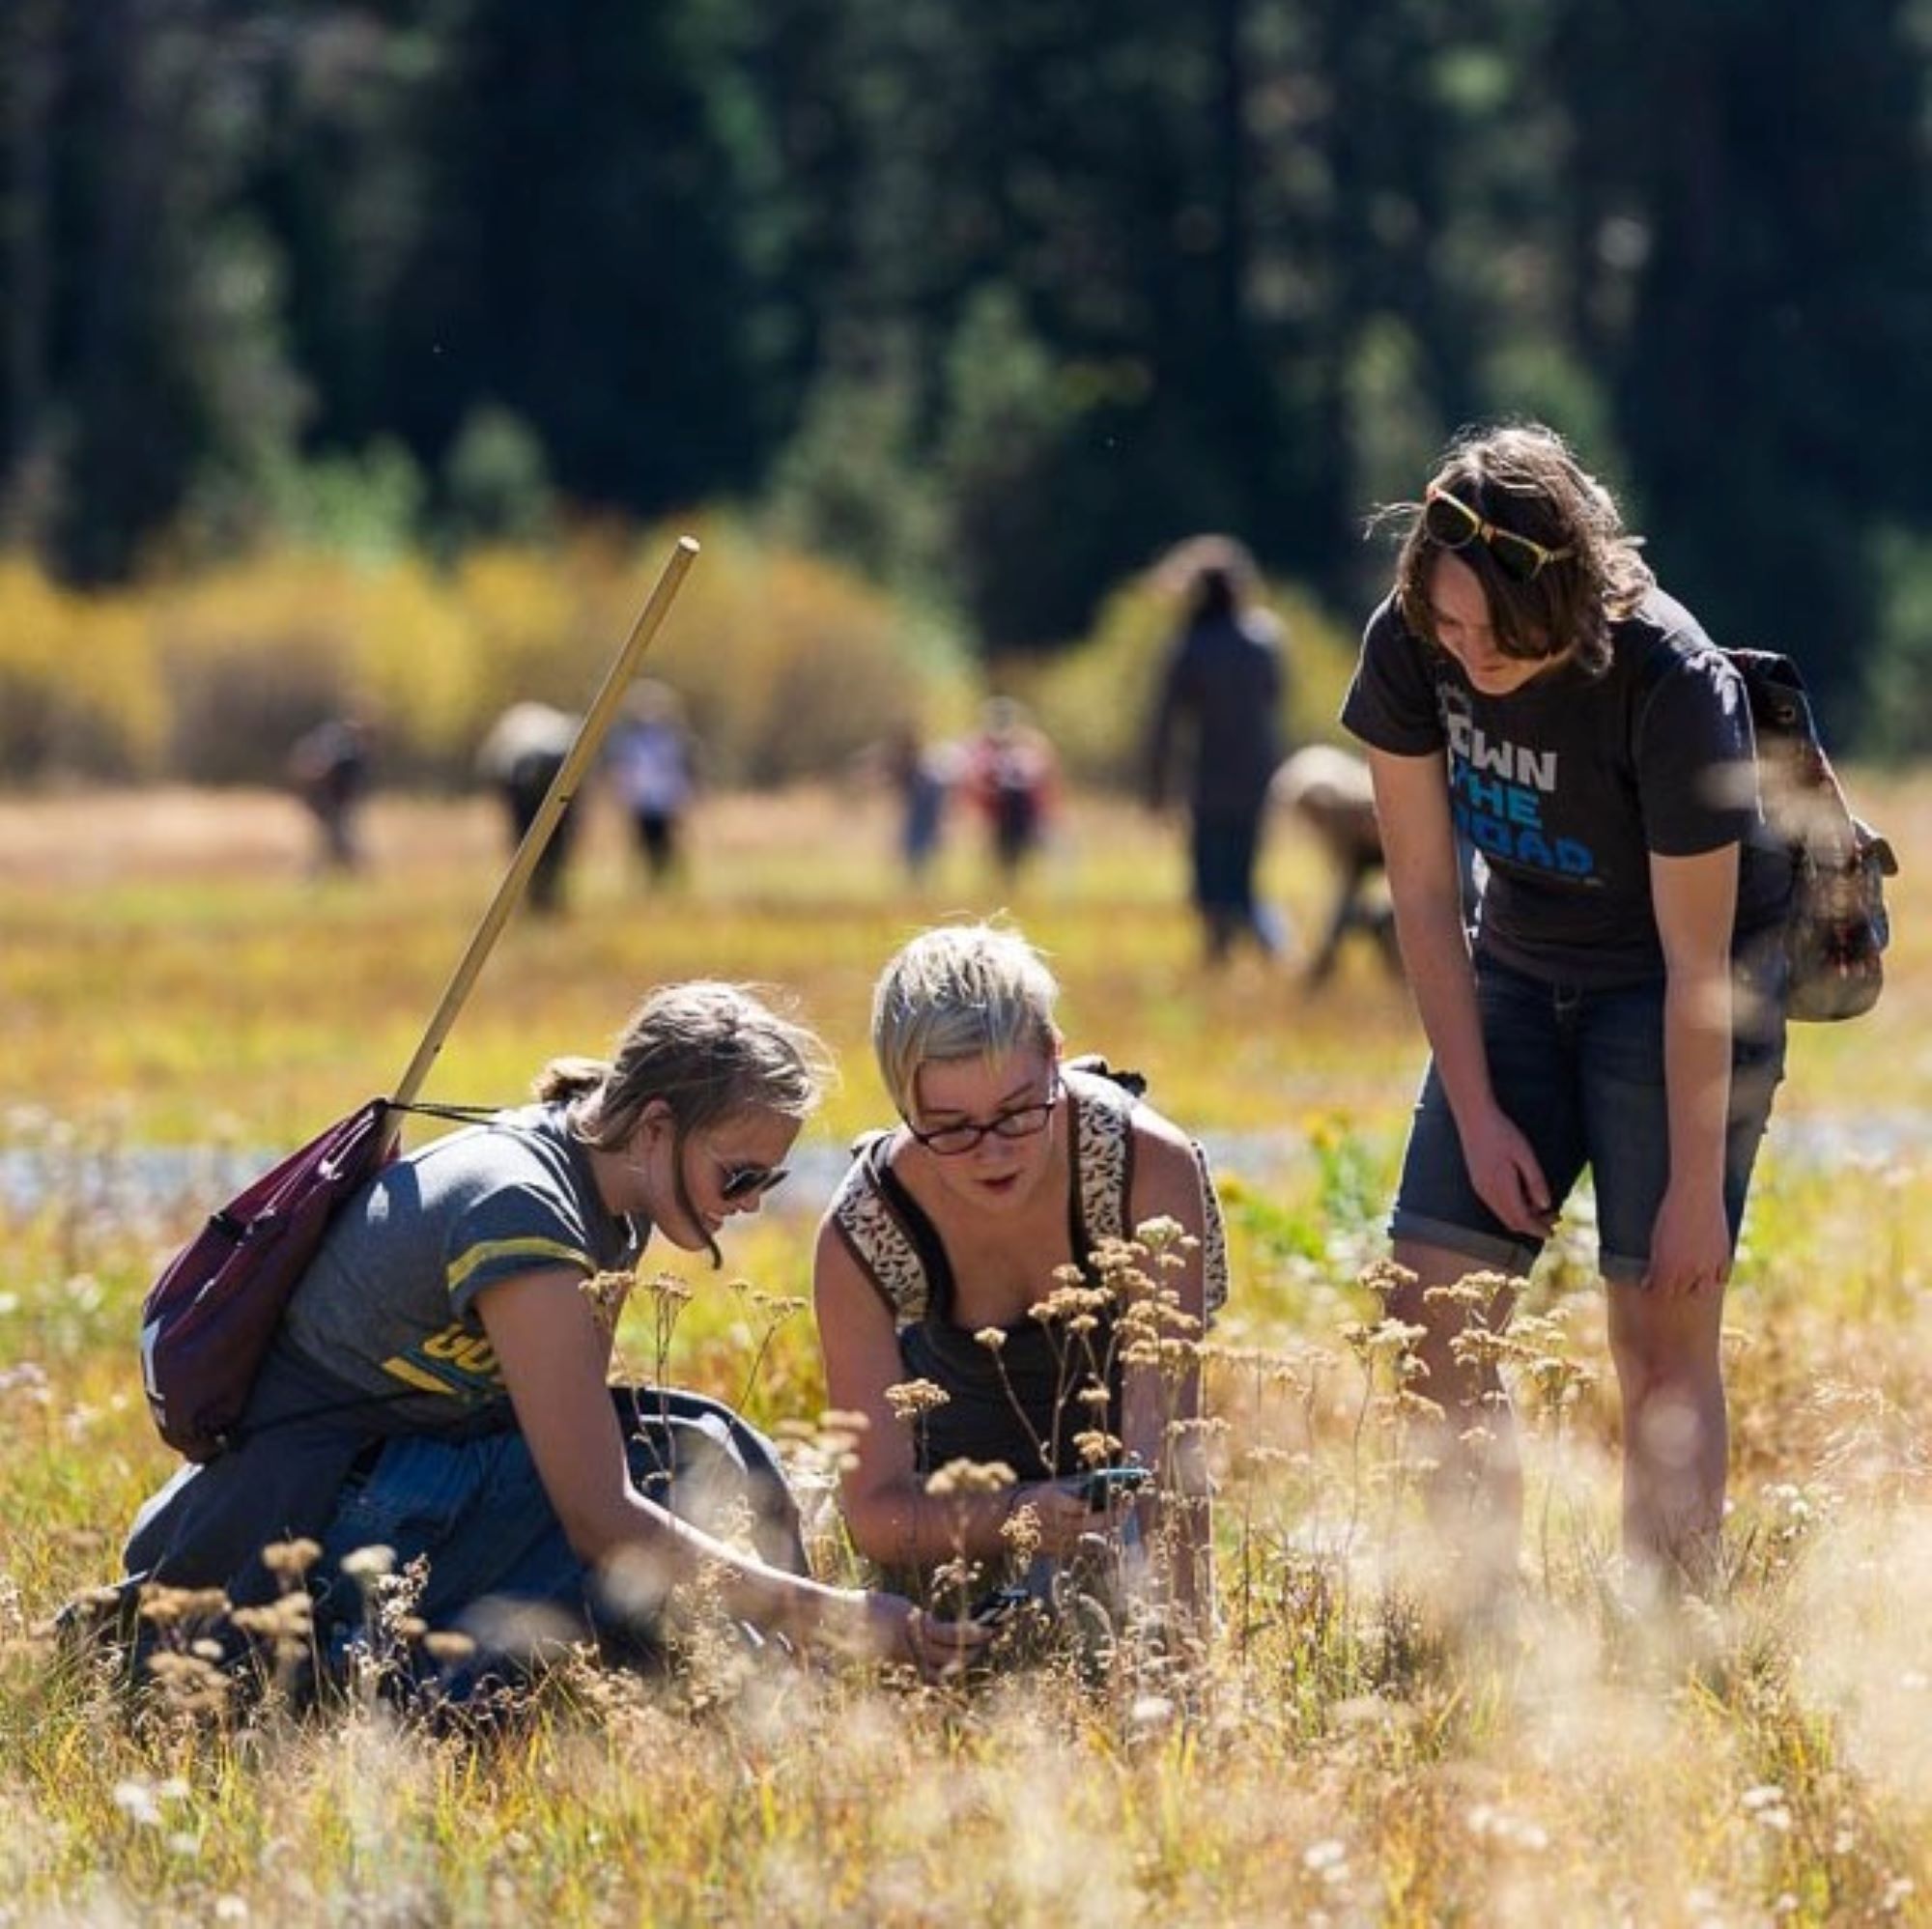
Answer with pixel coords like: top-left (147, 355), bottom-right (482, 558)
top-left (1424, 484), bottom-right (1575, 584)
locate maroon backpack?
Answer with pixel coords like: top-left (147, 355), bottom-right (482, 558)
top-left (137, 1099), bottom-right (395, 1462)
top-left (137, 1098), bottom-right (492, 1462)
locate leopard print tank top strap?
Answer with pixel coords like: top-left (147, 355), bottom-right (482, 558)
top-left (1067, 1063), bottom-right (1136, 1250)
top-left (828, 1132), bottom-right (931, 1323)
top-left (1191, 1139), bottom-right (1231, 1319)
top-left (1067, 1061), bottom-right (1229, 1321)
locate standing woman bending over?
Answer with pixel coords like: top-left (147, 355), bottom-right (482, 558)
top-left (123, 984), bottom-right (980, 1685)
top-left (813, 923), bottom-right (1227, 1620)
top-left (1342, 422), bottom-right (1791, 1591)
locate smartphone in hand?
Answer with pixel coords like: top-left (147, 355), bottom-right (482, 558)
top-left (970, 1584), bottom-right (1032, 1626)
top-left (1078, 1464), bottom-right (1151, 1511)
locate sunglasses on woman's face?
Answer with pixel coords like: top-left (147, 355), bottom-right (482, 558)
top-left (705, 1148), bottom-right (789, 1203)
top-left (1424, 485), bottom-right (1575, 584)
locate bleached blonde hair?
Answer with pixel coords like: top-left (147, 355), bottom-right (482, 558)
top-left (871, 923), bottom-right (1059, 1116)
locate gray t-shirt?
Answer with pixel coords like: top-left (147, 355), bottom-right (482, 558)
top-left (277, 1103), bottom-right (643, 1431)
top-left (1342, 588), bottom-right (1790, 985)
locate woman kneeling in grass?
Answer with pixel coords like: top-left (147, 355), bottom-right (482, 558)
top-left (813, 922), bottom-right (1225, 1628)
top-left (120, 982), bottom-right (981, 1693)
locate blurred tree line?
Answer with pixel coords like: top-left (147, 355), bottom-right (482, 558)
top-left (4, 0), bottom-right (1931, 747)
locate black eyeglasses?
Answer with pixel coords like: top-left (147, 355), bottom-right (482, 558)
top-left (705, 1148), bottom-right (789, 1202)
top-left (902, 1077), bottom-right (1060, 1157)
top-left (1424, 485), bottom-right (1574, 585)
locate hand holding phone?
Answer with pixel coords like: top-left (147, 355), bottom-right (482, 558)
top-left (970, 1584), bottom-right (1032, 1627)
top-left (1078, 1464), bottom-right (1151, 1511)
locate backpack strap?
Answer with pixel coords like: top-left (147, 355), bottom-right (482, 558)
top-left (386, 1099), bottom-right (505, 1131)
top-left (1192, 1140), bottom-right (1232, 1320)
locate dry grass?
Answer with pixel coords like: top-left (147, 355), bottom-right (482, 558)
top-left (2, 776), bottom-right (1929, 1926)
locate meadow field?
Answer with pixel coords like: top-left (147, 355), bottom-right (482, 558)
top-left (2, 775), bottom-right (1930, 1926)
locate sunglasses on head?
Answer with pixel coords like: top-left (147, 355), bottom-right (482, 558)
top-left (1424, 484), bottom-right (1575, 584)
top-left (705, 1148), bottom-right (789, 1202)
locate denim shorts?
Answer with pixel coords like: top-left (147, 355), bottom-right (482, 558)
top-left (1391, 941), bottom-right (1788, 1285)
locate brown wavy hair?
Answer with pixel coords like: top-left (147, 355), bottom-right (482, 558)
top-left (535, 981), bottom-right (832, 1265)
top-left (1389, 422), bottom-right (1655, 675)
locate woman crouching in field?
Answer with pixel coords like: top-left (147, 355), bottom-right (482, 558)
top-left (813, 923), bottom-right (1225, 1633)
top-left (119, 983), bottom-right (982, 1693)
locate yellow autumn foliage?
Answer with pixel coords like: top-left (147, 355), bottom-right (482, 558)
top-left (0, 523), bottom-right (971, 788)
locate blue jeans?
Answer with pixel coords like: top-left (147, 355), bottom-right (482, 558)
top-left (313, 1387), bottom-right (806, 1690)
top-left (1392, 944), bottom-right (1788, 1285)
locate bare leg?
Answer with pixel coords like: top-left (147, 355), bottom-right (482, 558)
top-left (1387, 1240), bottom-right (1522, 1596)
top-left (1605, 1281), bottom-right (1727, 1592)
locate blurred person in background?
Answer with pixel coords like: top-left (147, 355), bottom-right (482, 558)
top-left (963, 697), bottom-right (1059, 890)
top-left (476, 700), bottom-right (582, 917)
top-left (851, 720), bottom-right (961, 892)
top-left (1342, 421), bottom-right (1792, 1603)
top-left (607, 680), bottom-right (701, 890)
top-left (1145, 535), bottom-right (1290, 965)
top-left (885, 721), bottom-right (959, 891)
top-left (287, 715), bottom-right (372, 876)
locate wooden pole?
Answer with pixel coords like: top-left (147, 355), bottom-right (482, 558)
top-left (389, 535), bottom-right (700, 1112)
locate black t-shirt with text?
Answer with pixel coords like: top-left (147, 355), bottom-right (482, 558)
top-left (1342, 588), bottom-right (1790, 986)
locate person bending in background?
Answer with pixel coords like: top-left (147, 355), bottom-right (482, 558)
top-left (1270, 743), bottom-right (1402, 987)
top-left (1341, 421), bottom-right (1792, 1601)
top-left (288, 716), bottom-right (372, 876)
top-left (813, 922), bottom-right (1225, 1631)
top-left (121, 983), bottom-right (982, 1692)
top-left (475, 700), bottom-right (582, 917)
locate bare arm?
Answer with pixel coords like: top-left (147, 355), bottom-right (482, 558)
top-left (1122, 1117), bottom-right (1216, 1609)
top-left (1645, 844), bottom-right (1741, 1296)
top-left (1369, 747), bottom-right (1553, 1239)
top-left (476, 1268), bottom-right (975, 1665)
top-left (1118, 1121), bottom-right (1209, 1470)
top-left (812, 1221), bottom-right (1090, 1571)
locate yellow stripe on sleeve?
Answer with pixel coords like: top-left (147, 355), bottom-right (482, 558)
top-left (445, 1236), bottom-right (588, 1296)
